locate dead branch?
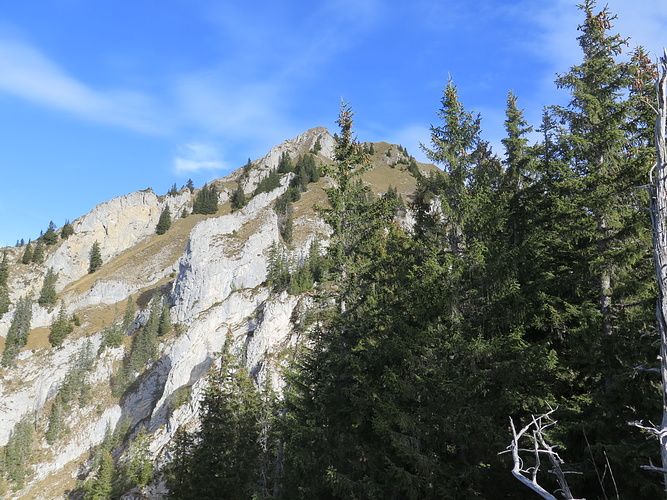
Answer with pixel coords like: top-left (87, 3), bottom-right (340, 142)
top-left (505, 408), bottom-right (585, 500)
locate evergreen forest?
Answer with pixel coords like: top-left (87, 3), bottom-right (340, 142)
top-left (164, 3), bottom-right (667, 498)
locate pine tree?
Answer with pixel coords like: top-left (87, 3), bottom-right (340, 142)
top-left (3, 416), bottom-right (34, 490)
top-left (88, 241), bottom-right (102, 274)
top-left (21, 241), bottom-right (32, 265)
top-left (38, 267), bottom-right (58, 308)
top-left (45, 394), bottom-right (66, 444)
top-left (122, 296), bottom-right (136, 334)
top-left (61, 220), bottom-right (74, 239)
top-left (88, 449), bottom-right (114, 500)
top-left (158, 300), bottom-right (171, 336)
top-left (1, 297), bottom-right (33, 367)
top-left (121, 428), bottom-right (153, 489)
top-left (31, 240), bottom-right (44, 264)
top-left (192, 183), bottom-right (219, 214)
top-left (230, 183), bottom-right (246, 211)
top-left (166, 331), bottom-right (263, 499)
top-left (0, 252), bottom-right (10, 319)
top-left (546, 3), bottom-right (659, 496)
top-left (42, 221), bottom-right (58, 245)
top-left (156, 206), bottom-right (172, 235)
top-left (277, 151), bottom-right (294, 173)
top-left (49, 302), bottom-right (73, 348)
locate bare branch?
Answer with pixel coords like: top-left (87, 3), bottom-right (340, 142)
top-left (505, 409), bottom-right (585, 500)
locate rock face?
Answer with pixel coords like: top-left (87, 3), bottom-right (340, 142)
top-left (0, 127), bottom-right (336, 499)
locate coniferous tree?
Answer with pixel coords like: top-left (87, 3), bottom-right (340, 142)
top-left (230, 183), bottom-right (246, 211)
top-left (541, 3), bottom-right (659, 496)
top-left (0, 252), bottom-right (10, 319)
top-left (45, 394), bottom-right (65, 444)
top-left (21, 242), bottom-right (32, 265)
top-left (166, 331), bottom-right (263, 499)
top-left (61, 220), bottom-right (74, 239)
top-left (120, 428), bottom-right (153, 489)
top-left (156, 206), bottom-right (172, 235)
top-left (122, 296), bottom-right (136, 334)
top-left (1, 297), bottom-right (33, 367)
top-left (158, 300), bottom-right (172, 336)
top-left (277, 151), bottom-right (294, 173)
top-left (42, 221), bottom-right (58, 245)
top-left (88, 449), bottom-right (114, 500)
top-left (49, 302), bottom-right (73, 348)
top-left (31, 240), bottom-right (44, 264)
top-left (192, 184), bottom-right (219, 214)
top-left (38, 267), bottom-right (58, 308)
top-left (88, 241), bottom-right (102, 274)
top-left (3, 416), bottom-right (34, 490)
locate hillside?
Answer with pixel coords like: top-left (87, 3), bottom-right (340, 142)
top-left (0, 127), bottom-right (432, 499)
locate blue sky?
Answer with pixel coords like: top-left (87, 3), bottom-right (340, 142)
top-left (0, 0), bottom-right (665, 247)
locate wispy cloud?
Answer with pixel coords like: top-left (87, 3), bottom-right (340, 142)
top-left (173, 143), bottom-right (227, 174)
top-left (0, 38), bottom-right (165, 133)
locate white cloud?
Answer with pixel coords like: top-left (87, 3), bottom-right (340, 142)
top-left (173, 143), bottom-right (226, 174)
top-left (0, 38), bottom-right (165, 133)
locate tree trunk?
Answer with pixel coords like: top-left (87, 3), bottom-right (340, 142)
top-left (647, 47), bottom-right (667, 493)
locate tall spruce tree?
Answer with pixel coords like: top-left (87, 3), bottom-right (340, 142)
top-left (38, 268), bottom-right (58, 308)
top-left (49, 302), bottom-right (73, 348)
top-left (166, 331), bottom-right (263, 499)
top-left (546, 2), bottom-right (659, 496)
top-left (88, 241), bottom-right (102, 274)
top-left (156, 206), bottom-right (172, 235)
top-left (21, 241), bottom-right (32, 265)
top-left (1, 297), bottom-right (33, 367)
top-left (42, 221), bottom-right (58, 245)
top-left (0, 252), bottom-right (10, 319)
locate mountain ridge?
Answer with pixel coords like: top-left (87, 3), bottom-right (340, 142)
top-left (0, 126), bottom-right (430, 498)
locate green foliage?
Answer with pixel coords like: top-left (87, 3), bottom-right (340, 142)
top-left (158, 301), bottom-right (172, 336)
top-left (266, 239), bottom-right (326, 294)
top-left (277, 151), bottom-right (293, 173)
top-left (45, 394), bottom-right (66, 445)
top-left (254, 169), bottom-right (281, 196)
top-left (186, 178), bottom-right (195, 193)
top-left (21, 241), bottom-right (32, 265)
top-left (119, 428), bottom-right (153, 489)
top-left (112, 297), bottom-right (165, 396)
top-left (230, 183), bottom-right (246, 211)
top-left (1, 297), bottom-right (32, 367)
top-left (44, 340), bottom-right (96, 444)
top-left (31, 240), bottom-right (44, 264)
top-left (88, 241), bottom-right (102, 274)
top-left (61, 219), bottom-right (74, 239)
top-left (0, 253), bottom-right (10, 319)
top-left (49, 301), bottom-right (74, 348)
top-left (156, 205), bottom-right (172, 235)
top-left (87, 449), bottom-right (115, 500)
top-left (42, 221), bottom-right (58, 245)
top-left (122, 296), bottom-right (137, 334)
top-left (38, 267), bottom-right (58, 308)
top-left (311, 135), bottom-right (322, 154)
top-left (100, 323), bottom-right (124, 351)
top-left (2, 416), bottom-right (34, 490)
top-left (192, 183), bottom-right (219, 215)
top-left (165, 332), bottom-right (267, 499)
